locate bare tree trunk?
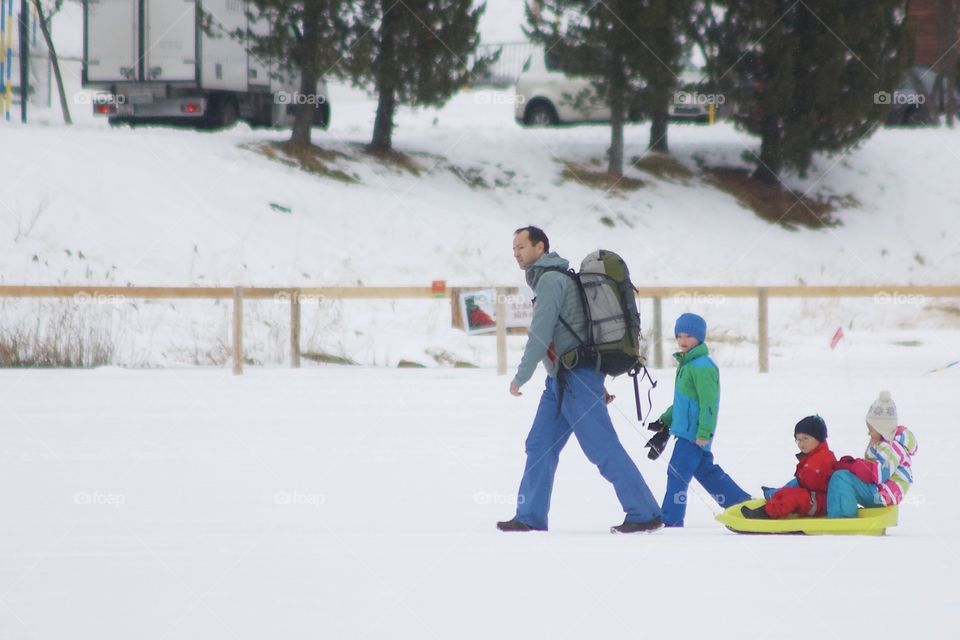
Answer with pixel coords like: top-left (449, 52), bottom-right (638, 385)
top-left (908, 66), bottom-right (937, 124)
top-left (31, 0), bottom-right (70, 124)
top-left (947, 64), bottom-right (958, 128)
top-left (649, 109), bottom-right (668, 152)
top-left (290, 0), bottom-right (322, 148)
top-left (607, 52), bottom-right (625, 176)
top-left (754, 113), bottom-right (782, 185)
top-left (937, 0), bottom-right (958, 127)
top-left (370, 4), bottom-right (399, 151)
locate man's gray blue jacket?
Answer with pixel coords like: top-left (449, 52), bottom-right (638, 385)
top-left (512, 252), bottom-right (588, 388)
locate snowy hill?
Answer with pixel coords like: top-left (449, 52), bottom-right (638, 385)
top-left (6, 87), bottom-right (960, 287)
top-left (3, 80), bottom-right (960, 367)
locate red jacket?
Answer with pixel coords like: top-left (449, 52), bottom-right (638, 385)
top-left (794, 441), bottom-right (837, 492)
top-left (765, 441), bottom-right (838, 518)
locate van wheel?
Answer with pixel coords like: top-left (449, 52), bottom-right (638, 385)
top-left (524, 102), bottom-right (559, 126)
top-left (313, 103), bottom-right (330, 129)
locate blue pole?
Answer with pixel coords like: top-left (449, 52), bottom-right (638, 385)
top-left (1, 0), bottom-right (6, 121)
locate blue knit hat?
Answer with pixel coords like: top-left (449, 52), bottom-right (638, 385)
top-left (674, 313), bottom-right (706, 343)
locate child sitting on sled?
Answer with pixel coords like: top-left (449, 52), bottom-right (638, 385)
top-left (825, 391), bottom-right (918, 518)
top-left (742, 415), bottom-right (837, 519)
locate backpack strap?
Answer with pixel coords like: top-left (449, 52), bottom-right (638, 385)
top-left (628, 364), bottom-right (657, 425)
top-left (540, 266), bottom-right (590, 352)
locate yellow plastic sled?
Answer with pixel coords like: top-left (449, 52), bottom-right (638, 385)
top-left (716, 499), bottom-right (898, 536)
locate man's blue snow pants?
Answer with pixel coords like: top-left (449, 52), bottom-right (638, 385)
top-left (513, 368), bottom-right (661, 530)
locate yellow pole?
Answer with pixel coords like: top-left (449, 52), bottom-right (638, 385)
top-left (708, 102), bottom-right (716, 125)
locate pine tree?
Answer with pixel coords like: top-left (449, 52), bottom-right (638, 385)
top-left (702, 0), bottom-right (911, 184)
top-left (230, 0), bottom-right (347, 147)
top-left (340, 1), bottom-right (491, 151)
top-left (527, 1), bottom-right (691, 174)
top-left (638, 0), bottom-right (694, 153)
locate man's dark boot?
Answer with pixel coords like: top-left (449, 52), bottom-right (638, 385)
top-left (610, 516), bottom-right (664, 534)
top-left (496, 518), bottom-right (545, 532)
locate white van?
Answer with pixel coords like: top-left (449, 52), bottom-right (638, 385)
top-left (515, 48), bottom-right (710, 126)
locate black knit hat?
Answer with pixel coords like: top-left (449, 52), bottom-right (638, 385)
top-left (794, 415), bottom-right (827, 442)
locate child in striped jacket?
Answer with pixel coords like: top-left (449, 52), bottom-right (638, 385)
top-left (826, 391), bottom-right (918, 518)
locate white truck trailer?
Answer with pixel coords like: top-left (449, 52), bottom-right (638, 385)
top-left (82, 0), bottom-right (329, 128)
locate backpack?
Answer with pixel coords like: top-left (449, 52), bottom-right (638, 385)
top-left (551, 249), bottom-right (643, 377)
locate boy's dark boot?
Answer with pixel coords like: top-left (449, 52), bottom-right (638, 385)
top-left (496, 518), bottom-right (545, 532)
top-left (610, 516), bottom-right (664, 534)
top-left (741, 505), bottom-right (771, 520)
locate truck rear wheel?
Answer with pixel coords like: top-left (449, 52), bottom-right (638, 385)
top-left (205, 97), bottom-right (238, 129)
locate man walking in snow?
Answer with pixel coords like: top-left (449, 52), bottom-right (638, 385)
top-left (497, 226), bottom-right (663, 533)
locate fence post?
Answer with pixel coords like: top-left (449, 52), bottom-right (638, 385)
top-left (652, 296), bottom-right (663, 369)
top-left (290, 289), bottom-right (301, 369)
top-left (496, 287), bottom-right (507, 375)
top-left (233, 286), bottom-right (243, 375)
top-left (758, 287), bottom-right (769, 373)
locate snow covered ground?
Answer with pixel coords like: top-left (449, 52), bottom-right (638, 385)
top-left (1, 349), bottom-right (955, 638)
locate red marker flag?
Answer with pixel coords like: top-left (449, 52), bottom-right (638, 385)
top-left (830, 327), bottom-right (844, 350)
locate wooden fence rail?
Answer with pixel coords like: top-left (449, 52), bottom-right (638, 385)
top-left (1, 285), bottom-right (957, 374)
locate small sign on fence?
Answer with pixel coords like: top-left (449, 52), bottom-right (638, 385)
top-left (457, 288), bottom-right (533, 335)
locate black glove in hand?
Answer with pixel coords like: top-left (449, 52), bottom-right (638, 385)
top-left (645, 428), bottom-right (671, 460)
top-left (647, 419), bottom-right (667, 433)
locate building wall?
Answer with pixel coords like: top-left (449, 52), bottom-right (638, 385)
top-left (909, 0), bottom-right (960, 68)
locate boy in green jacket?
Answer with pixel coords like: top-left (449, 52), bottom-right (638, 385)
top-left (645, 313), bottom-right (750, 526)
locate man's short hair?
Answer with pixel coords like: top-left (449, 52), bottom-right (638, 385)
top-left (514, 226), bottom-right (550, 253)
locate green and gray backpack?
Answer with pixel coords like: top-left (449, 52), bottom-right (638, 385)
top-left (551, 249), bottom-right (643, 377)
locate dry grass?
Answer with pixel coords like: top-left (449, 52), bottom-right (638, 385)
top-left (301, 351), bottom-right (358, 366)
top-left (248, 141), bottom-right (360, 184)
top-left (0, 307), bottom-right (114, 367)
top-left (560, 161), bottom-right (645, 193)
top-left (930, 304), bottom-right (960, 317)
top-left (707, 331), bottom-right (752, 345)
top-left (427, 348), bottom-right (478, 368)
top-left (704, 167), bottom-right (839, 230)
top-left (629, 153), bottom-right (695, 182)
top-left (354, 145), bottom-right (425, 177)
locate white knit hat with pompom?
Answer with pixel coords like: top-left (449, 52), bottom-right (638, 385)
top-left (866, 390), bottom-right (898, 440)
